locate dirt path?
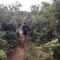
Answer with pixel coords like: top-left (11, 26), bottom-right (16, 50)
top-left (9, 29), bottom-right (28, 60)
top-left (9, 38), bottom-right (27, 60)
top-left (9, 47), bottom-right (26, 60)
top-left (9, 39), bottom-right (27, 60)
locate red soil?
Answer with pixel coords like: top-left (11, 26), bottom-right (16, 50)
top-left (9, 30), bottom-right (27, 60)
top-left (9, 47), bottom-right (25, 60)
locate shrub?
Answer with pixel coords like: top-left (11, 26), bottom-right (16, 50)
top-left (0, 50), bottom-right (8, 60)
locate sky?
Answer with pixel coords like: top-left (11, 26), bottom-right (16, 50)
top-left (0, 0), bottom-right (52, 11)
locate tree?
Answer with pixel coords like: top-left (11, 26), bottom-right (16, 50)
top-left (31, 5), bottom-right (39, 15)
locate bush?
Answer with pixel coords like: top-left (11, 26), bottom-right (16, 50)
top-left (25, 42), bottom-right (53, 60)
top-left (0, 50), bottom-right (8, 60)
top-left (0, 39), bottom-right (7, 49)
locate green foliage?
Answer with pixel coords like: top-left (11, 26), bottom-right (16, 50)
top-left (0, 32), bottom-right (17, 56)
top-left (0, 32), bottom-right (7, 49)
top-left (54, 0), bottom-right (60, 9)
top-left (25, 42), bottom-right (53, 60)
top-left (0, 0), bottom-right (60, 59)
top-left (30, 0), bottom-right (60, 43)
top-left (0, 50), bottom-right (7, 60)
top-left (53, 45), bottom-right (60, 54)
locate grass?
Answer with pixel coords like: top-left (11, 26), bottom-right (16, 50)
top-left (25, 39), bottom-right (60, 60)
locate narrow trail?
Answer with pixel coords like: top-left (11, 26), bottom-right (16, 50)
top-left (9, 40), bottom-right (27, 60)
top-left (9, 47), bottom-right (26, 60)
top-left (9, 30), bottom-right (28, 60)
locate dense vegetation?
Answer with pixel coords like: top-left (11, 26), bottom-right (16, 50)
top-left (0, 0), bottom-right (60, 60)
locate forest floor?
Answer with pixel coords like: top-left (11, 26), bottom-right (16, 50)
top-left (9, 47), bottom-right (26, 60)
top-left (9, 36), bottom-right (27, 60)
